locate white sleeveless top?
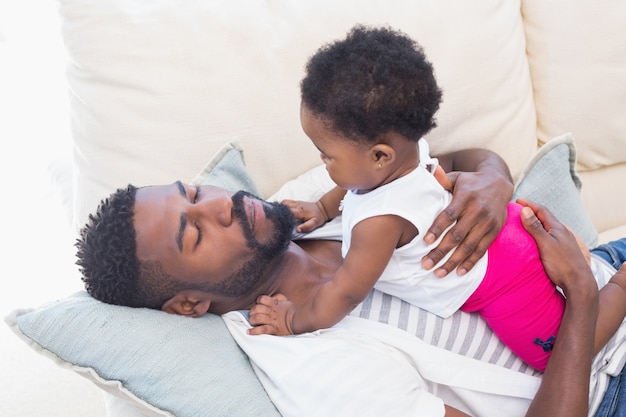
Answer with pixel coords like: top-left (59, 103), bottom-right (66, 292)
top-left (340, 140), bottom-right (487, 318)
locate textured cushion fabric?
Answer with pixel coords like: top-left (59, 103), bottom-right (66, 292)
top-left (190, 140), bottom-right (261, 196)
top-left (512, 133), bottom-right (599, 248)
top-left (59, 0), bottom-right (537, 233)
top-left (5, 142), bottom-right (281, 417)
top-left (6, 293), bottom-right (280, 417)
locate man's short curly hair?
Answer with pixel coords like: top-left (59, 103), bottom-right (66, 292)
top-left (300, 24), bottom-right (443, 143)
top-left (76, 184), bottom-right (184, 309)
top-left (75, 185), bottom-right (144, 307)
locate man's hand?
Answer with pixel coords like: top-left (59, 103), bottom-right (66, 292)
top-left (248, 294), bottom-right (296, 336)
top-left (422, 169), bottom-right (513, 277)
top-left (517, 199), bottom-right (596, 293)
top-left (282, 199), bottom-right (327, 233)
top-left (518, 199), bottom-right (597, 417)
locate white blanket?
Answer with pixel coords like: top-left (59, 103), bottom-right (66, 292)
top-left (223, 311), bottom-right (539, 417)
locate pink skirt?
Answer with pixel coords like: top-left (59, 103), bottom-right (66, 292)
top-left (461, 203), bottom-right (566, 372)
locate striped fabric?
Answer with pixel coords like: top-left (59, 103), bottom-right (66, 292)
top-left (351, 289), bottom-right (539, 377)
top-left (349, 255), bottom-right (626, 416)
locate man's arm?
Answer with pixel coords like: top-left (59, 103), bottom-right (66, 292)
top-left (424, 148), bottom-right (513, 277)
top-left (519, 200), bottom-right (598, 417)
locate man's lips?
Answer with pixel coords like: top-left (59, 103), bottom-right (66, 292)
top-left (244, 196), bottom-right (265, 234)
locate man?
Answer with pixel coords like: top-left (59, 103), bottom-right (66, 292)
top-left (75, 154), bottom-right (626, 416)
top-left (76, 148), bottom-right (513, 314)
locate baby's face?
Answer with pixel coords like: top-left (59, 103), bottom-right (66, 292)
top-left (300, 104), bottom-right (381, 193)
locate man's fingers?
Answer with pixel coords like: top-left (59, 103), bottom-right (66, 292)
top-left (424, 205), bottom-right (459, 245)
top-left (518, 200), bottom-right (561, 239)
top-left (520, 205), bottom-right (546, 234)
top-left (429, 237), bottom-right (469, 278)
top-left (455, 239), bottom-right (491, 277)
top-left (422, 221), bottom-right (465, 274)
top-left (422, 205), bottom-right (494, 277)
top-left (431, 232), bottom-right (491, 277)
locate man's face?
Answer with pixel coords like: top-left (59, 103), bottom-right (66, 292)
top-left (133, 182), bottom-right (294, 297)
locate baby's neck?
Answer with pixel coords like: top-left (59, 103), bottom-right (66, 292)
top-left (366, 140), bottom-right (420, 193)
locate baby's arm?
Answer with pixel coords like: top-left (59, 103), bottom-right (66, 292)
top-left (249, 214), bottom-right (409, 335)
top-left (283, 186), bottom-right (346, 233)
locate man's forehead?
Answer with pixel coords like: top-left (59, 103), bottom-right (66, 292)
top-left (140, 182), bottom-right (178, 194)
top-left (133, 184), bottom-right (180, 259)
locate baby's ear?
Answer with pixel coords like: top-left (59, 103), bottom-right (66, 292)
top-left (162, 291), bottom-right (212, 317)
top-left (371, 143), bottom-right (395, 166)
top-left (433, 165), bottom-right (452, 191)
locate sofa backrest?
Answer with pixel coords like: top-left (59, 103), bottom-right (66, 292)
top-left (522, 0), bottom-right (626, 235)
top-left (60, 0), bottom-right (538, 229)
top-left (58, 0), bottom-right (626, 236)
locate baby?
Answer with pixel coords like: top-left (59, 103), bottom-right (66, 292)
top-left (250, 25), bottom-right (626, 372)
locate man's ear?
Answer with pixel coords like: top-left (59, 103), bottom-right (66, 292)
top-left (161, 291), bottom-right (212, 317)
top-left (371, 143), bottom-right (395, 167)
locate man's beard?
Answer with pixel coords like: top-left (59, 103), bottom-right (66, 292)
top-left (209, 190), bottom-right (295, 298)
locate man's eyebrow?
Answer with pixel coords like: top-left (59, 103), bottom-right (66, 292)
top-left (175, 180), bottom-right (186, 197)
top-left (175, 181), bottom-right (187, 252)
top-left (177, 213), bottom-right (186, 252)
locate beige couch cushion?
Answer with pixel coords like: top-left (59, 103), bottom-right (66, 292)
top-left (60, 0), bottom-right (537, 230)
top-left (523, 0), bottom-right (626, 169)
top-left (523, 0), bottom-right (626, 235)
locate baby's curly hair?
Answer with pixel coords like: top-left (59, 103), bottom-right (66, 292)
top-left (76, 185), bottom-right (181, 309)
top-left (300, 25), bottom-right (443, 143)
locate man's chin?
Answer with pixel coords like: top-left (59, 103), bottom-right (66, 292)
top-left (260, 200), bottom-right (296, 257)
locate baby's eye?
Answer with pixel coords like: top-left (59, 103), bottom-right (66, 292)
top-left (193, 186), bottom-right (201, 203)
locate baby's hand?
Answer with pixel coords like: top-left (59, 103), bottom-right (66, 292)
top-left (282, 199), bottom-right (328, 233)
top-left (248, 294), bottom-right (296, 336)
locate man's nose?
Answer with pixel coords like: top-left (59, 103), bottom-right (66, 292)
top-left (189, 190), bottom-right (233, 227)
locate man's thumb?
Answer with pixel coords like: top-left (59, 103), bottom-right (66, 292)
top-left (521, 206), bottom-right (544, 235)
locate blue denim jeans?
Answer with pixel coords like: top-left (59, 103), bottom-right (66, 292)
top-left (591, 238), bottom-right (626, 270)
top-left (592, 238), bottom-right (626, 416)
top-left (595, 364), bottom-right (626, 417)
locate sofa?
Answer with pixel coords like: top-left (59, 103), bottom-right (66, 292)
top-left (6, 0), bottom-right (626, 416)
